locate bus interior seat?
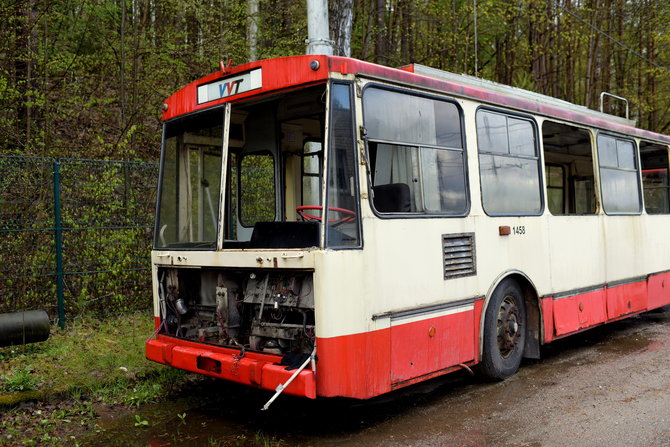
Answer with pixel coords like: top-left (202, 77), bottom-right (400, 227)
top-left (373, 183), bottom-right (411, 213)
top-left (248, 221), bottom-right (320, 248)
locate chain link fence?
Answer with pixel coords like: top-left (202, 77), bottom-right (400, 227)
top-left (0, 155), bottom-right (158, 327)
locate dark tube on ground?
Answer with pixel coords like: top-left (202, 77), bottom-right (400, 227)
top-left (0, 310), bottom-right (51, 347)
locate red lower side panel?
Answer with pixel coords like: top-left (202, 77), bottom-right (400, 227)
top-left (390, 312), bottom-right (475, 384)
top-left (606, 281), bottom-right (647, 319)
top-left (316, 329), bottom-right (391, 399)
top-left (648, 272), bottom-right (670, 309)
top-left (552, 289), bottom-right (607, 336)
top-left (317, 303), bottom-right (482, 399)
top-left (146, 337), bottom-right (316, 398)
top-left (548, 272), bottom-right (670, 340)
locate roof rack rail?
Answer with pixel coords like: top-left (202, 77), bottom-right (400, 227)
top-left (408, 64), bottom-right (637, 127)
top-left (600, 92), bottom-right (629, 120)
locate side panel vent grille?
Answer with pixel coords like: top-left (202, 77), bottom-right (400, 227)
top-left (442, 233), bottom-right (476, 280)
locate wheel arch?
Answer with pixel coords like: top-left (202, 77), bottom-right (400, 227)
top-left (478, 271), bottom-right (542, 361)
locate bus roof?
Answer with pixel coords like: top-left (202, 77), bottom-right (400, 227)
top-left (161, 55), bottom-right (670, 145)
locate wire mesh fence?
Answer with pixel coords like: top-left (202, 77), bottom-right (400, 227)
top-left (0, 155), bottom-right (158, 326)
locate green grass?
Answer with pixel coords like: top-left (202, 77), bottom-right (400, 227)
top-left (0, 365), bottom-right (40, 392)
top-left (0, 311), bottom-right (185, 407)
top-left (0, 311), bottom-right (198, 446)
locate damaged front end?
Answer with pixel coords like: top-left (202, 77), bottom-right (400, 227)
top-left (146, 266), bottom-right (317, 398)
top-left (160, 267), bottom-right (315, 358)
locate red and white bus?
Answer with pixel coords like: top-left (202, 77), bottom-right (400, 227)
top-left (146, 55), bottom-right (670, 402)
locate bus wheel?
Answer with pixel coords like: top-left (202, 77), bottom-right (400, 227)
top-left (478, 279), bottom-right (526, 380)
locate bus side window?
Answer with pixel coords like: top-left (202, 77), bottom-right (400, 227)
top-left (541, 121), bottom-right (596, 215)
top-left (597, 134), bottom-right (642, 214)
top-left (640, 142), bottom-right (670, 214)
top-left (476, 110), bottom-right (542, 215)
top-left (363, 87), bottom-right (468, 216)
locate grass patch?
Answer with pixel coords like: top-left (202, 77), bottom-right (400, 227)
top-left (1, 366), bottom-right (40, 392)
top-left (0, 399), bottom-right (99, 446)
top-left (0, 311), bottom-right (198, 446)
top-left (0, 311), bottom-right (184, 406)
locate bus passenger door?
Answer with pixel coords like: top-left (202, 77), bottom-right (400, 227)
top-left (542, 121), bottom-right (607, 335)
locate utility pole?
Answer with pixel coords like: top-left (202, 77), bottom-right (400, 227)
top-left (306, 0), bottom-right (333, 55)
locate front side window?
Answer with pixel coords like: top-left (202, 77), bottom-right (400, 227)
top-left (326, 83), bottom-right (361, 247)
top-left (363, 87), bottom-right (468, 215)
top-left (156, 109), bottom-right (223, 249)
top-left (476, 110), bottom-right (542, 215)
top-left (597, 134), bottom-right (641, 214)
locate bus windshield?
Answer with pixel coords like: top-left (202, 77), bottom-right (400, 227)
top-left (155, 82), bottom-right (360, 250)
top-left (157, 108), bottom-right (224, 249)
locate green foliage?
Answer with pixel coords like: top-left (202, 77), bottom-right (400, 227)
top-left (240, 153), bottom-right (276, 225)
top-left (0, 156), bottom-right (157, 316)
top-left (0, 366), bottom-right (40, 392)
top-left (1, 0), bottom-right (669, 159)
top-left (133, 414), bottom-right (149, 427)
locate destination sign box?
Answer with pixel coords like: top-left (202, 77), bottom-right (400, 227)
top-left (197, 68), bottom-right (262, 104)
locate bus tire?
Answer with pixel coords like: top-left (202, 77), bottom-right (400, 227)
top-left (478, 279), bottom-right (526, 380)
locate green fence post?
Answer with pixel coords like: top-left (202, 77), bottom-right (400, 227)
top-left (53, 161), bottom-right (65, 330)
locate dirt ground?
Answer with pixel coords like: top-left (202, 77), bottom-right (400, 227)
top-left (79, 306), bottom-right (670, 447)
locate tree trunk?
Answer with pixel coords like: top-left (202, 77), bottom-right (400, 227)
top-left (399, 0), bottom-right (413, 62)
top-left (585, 0), bottom-right (602, 108)
top-left (247, 0), bottom-right (259, 61)
top-left (375, 0), bottom-right (386, 63)
top-left (330, 0), bottom-right (353, 57)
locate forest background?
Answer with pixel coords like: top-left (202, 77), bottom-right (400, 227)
top-left (1, 0), bottom-right (669, 161)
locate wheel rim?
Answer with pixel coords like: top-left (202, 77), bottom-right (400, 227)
top-left (496, 295), bottom-right (522, 359)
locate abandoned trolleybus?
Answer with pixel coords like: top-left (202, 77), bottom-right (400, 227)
top-left (146, 55), bottom-right (670, 401)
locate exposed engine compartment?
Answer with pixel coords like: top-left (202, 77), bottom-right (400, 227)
top-left (158, 267), bottom-right (315, 356)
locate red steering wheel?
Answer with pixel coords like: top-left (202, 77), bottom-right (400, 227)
top-left (296, 206), bottom-right (356, 225)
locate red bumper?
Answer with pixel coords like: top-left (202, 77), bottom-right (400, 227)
top-left (146, 336), bottom-right (316, 398)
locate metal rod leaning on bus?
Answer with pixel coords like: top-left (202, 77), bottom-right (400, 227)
top-left (202, 179), bottom-right (217, 233)
top-left (261, 347), bottom-right (316, 411)
top-left (258, 274), bottom-right (270, 320)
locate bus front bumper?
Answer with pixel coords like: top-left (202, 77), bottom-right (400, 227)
top-left (146, 336), bottom-right (316, 399)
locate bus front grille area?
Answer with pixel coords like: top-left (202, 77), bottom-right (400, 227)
top-left (157, 267), bottom-right (315, 359)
